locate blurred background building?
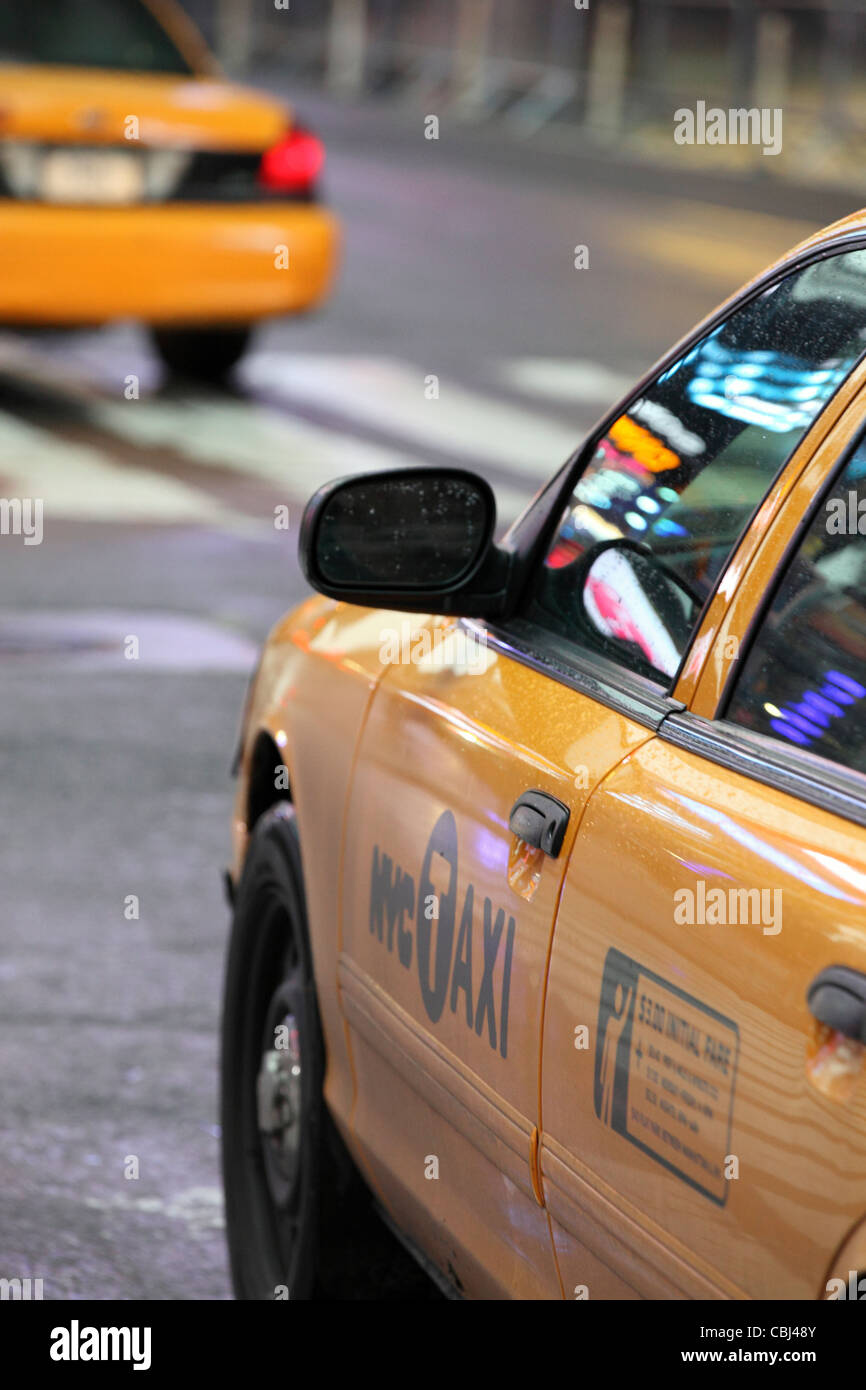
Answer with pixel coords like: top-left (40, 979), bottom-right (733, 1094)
top-left (182, 0), bottom-right (866, 190)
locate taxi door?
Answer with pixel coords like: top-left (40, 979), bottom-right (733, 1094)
top-left (540, 411), bottom-right (866, 1300)
top-left (339, 616), bottom-right (658, 1299)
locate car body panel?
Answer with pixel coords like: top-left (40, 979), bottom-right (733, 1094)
top-left (0, 201), bottom-right (339, 324)
top-left (0, 66), bottom-right (286, 149)
top-left (338, 620), bottom-right (655, 1296)
top-left (541, 737), bottom-right (866, 1300)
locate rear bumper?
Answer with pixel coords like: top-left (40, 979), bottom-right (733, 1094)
top-left (0, 200), bottom-right (340, 325)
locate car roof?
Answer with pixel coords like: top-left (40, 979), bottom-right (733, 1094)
top-left (750, 208), bottom-right (866, 292)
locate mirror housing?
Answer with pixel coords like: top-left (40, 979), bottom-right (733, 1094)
top-left (299, 467), bottom-right (513, 616)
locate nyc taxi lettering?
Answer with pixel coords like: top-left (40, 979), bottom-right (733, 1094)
top-left (369, 810), bottom-right (516, 1057)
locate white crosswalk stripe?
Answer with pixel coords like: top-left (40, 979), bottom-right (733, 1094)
top-left (0, 411), bottom-right (235, 526)
top-left (0, 338), bottom-right (628, 530)
top-left (89, 395), bottom-right (537, 528)
top-left (238, 351), bottom-right (589, 481)
top-left (498, 356), bottom-right (634, 406)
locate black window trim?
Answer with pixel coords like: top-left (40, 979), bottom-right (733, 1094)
top-left (484, 229), bottom-right (866, 733)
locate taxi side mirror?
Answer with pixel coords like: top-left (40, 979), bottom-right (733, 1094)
top-left (298, 467), bottom-right (513, 616)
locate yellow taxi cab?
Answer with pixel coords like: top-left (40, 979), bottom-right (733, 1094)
top-left (0, 1), bottom-right (339, 377)
top-left (222, 212), bottom-right (866, 1300)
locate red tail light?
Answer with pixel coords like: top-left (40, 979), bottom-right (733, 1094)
top-left (258, 128), bottom-right (325, 194)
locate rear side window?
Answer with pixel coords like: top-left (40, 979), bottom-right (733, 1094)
top-left (726, 434), bottom-right (866, 775)
top-left (0, 0), bottom-right (192, 75)
top-left (523, 248), bottom-right (866, 684)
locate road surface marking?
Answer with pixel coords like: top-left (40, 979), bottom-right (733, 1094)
top-left (0, 411), bottom-right (234, 526)
top-left (0, 335), bottom-right (629, 527)
top-left (237, 351), bottom-right (584, 481)
top-left (497, 357), bottom-right (633, 406)
top-left (623, 201), bottom-right (817, 285)
top-left (89, 393), bottom-right (536, 527)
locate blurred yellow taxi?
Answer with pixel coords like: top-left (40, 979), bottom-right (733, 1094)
top-left (0, 0), bottom-right (339, 376)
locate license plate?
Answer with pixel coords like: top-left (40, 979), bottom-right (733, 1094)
top-left (39, 149), bottom-right (144, 205)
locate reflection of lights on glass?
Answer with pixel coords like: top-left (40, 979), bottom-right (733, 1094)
top-left (790, 384), bottom-right (830, 401)
top-left (658, 487), bottom-right (679, 503)
top-left (636, 496), bottom-right (660, 514)
top-left (632, 398), bottom-right (705, 456)
top-left (770, 718), bottom-right (810, 746)
top-left (657, 342), bottom-right (700, 385)
top-left (784, 710), bottom-right (826, 737)
top-left (689, 386), bottom-right (815, 433)
top-left (652, 517), bottom-right (688, 537)
top-left (568, 504), bottom-right (622, 542)
top-left (608, 415), bottom-right (681, 472)
top-left (623, 511), bottom-right (647, 530)
top-left (584, 546), bottom-right (681, 675)
top-left (686, 336), bottom-right (849, 433)
top-left (576, 469), bottom-right (640, 506)
top-left (767, 671), bottom-right (866, 748)
top-left (827, 669), bottom-right (866, 699)
top-left (804, 690), bottom-right (844, 718)
top-left (791, 700), bottom-right (830, 729)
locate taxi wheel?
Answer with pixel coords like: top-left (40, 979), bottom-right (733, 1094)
top-left (151, 327), bottom-right (252, 381)
top-left (220, 802), bottom-right (347, 1300)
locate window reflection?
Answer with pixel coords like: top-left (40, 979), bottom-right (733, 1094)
top-left (528, 248), bottom-right (866, 684)
top-left (728, 437), bottom-right (866, 774)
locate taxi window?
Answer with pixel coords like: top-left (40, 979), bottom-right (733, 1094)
top-left (523, 248), bottom-right (866, 686)
top-left (0, 1), bottom-right (192, 75)
top-left (725, 435), bottom-right (866, 775)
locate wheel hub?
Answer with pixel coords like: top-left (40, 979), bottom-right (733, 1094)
top-left (256, 1003), bottom-right (303, 1193)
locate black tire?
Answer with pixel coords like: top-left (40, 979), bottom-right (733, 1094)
top-left (221, 803), bottom-right (340, 1299)
top-left (221, 802), bottom-right (446, 1300)
top-left (151, 326), bottom-right (252, 381)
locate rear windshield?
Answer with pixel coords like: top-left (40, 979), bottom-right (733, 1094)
top-left (0, 0), bottom-right (193, 75)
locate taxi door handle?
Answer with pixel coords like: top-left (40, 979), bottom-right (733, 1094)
top-left (807, 965), bottom-right (866, 1043)
top-left (508, 790), bottom-right (570, 858)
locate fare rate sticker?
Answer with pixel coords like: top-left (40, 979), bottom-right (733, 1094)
top-left (594, 948), bottom-right (739, 1205)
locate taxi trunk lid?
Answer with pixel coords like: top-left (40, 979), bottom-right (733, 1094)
top-left (0, 65), bottom-right (290, 151)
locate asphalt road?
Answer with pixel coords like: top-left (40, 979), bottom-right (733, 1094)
top-left (0, 89), bottom-right (858, 1300)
